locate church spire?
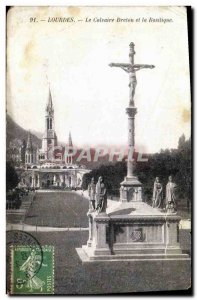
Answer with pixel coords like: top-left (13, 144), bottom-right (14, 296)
top-left (46, 86), bottom-right (54, 115)
top-left (68, 131), bottom-right (73, 147)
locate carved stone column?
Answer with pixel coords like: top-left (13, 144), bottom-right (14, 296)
top-left (37, 173), bottom-right (40, 188)
top-left (126, 107), bottom-right (137, 178)
top-left (120, 106), bottom-right (142, 202)
top-left (87, 214), bottom-right (93, 247)
top-left (93, 215), bottom-right (111, 255)
top-left (165, 218), bottom-right (182, 254)
top-left (31, 176), bottom-right (35, 188)
top-left (53, 174), bottom-right (57, 186)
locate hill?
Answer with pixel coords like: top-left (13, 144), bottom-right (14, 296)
top-left (6, 114), bottom-right (126, 169)
top-left (6, 114), bottom-right (42, 148)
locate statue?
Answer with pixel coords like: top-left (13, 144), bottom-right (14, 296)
top-left (166, 176), bottom-right (177, 213)
top-left (109, 42), bottom-right (155, 107)
top-left (88, 177), bottom-right (96, 211)
top-left (152, 177), bottom-right (163, 208)
top-left (96, 176), bottom-right (107, 213)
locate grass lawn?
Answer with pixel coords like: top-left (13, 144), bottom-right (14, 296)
top-left (30, 230), bottom-right (191, 295)
top-left (24, 191), bottom-right (89, 228)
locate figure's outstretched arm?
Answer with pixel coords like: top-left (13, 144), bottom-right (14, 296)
top-left (109, 63), bottom-right (131, 73)
top-left (134, 64), bottom-right (155, 72)
top-left (135, 67), bottom-right (144, 72)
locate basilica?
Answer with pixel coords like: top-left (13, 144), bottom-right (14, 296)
top-left (24, 88), bottom-right (74, 166)
top-left (19, 89), bottom-right (90, 189)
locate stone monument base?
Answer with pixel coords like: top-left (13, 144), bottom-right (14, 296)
top-left (76, 202), bottom-right (190, 262)
top-left (120, 176), bottom-right (143, 202)
top-left (76, 248), bottom-right (189, 262)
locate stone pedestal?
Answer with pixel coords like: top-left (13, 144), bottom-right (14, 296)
top-left (120, 177), bottom-right (142, 202)
top-left (83, 212), bottom-right (111, 257)
top-left (77, 202), bottom-right (189, 262)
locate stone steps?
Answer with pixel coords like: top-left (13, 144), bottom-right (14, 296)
top-left (76, 247), bottom-right (190, 262)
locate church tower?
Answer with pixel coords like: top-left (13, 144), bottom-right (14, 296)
top-left (41, 87), bottom-right (57, 161)
top-left (68, 131), bottom-right (73, 148)
top-left (25, 131), bottom-right (34, 165)
top-left (20, 139), bottom-right (26, 164)
top-left (65, 131), bottom-right (73, 165)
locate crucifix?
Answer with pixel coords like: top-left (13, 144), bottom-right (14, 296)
top-left (109, 42), bottom-right (155, 201)
top-left (109, 42), bottom-right (155, 107)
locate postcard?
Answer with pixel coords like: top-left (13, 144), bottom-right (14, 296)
top-left (6, 6), bottom-right (191, 295)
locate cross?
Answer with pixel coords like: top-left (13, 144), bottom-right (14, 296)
top-left (109, 42), bottom-right (155, 107)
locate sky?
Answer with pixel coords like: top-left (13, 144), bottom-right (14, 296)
top-left (7, 6), bottom-right (191, 153)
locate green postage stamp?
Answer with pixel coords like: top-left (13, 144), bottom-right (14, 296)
top-left (10, 245), bottom-right (54, 295)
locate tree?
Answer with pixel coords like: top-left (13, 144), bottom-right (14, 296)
top-left (82, 135), bottom-right (191, 209)
top-left (82, 162), bottom-right (126, 196)
top-left (6, 161), bottom-right (19, 192)
top-left (178, 134), bottom-right (186, 151)
top-left (176, 136), bottom-right (191, 209)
